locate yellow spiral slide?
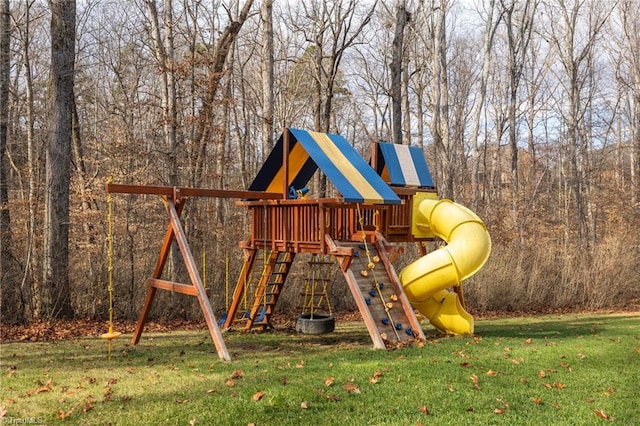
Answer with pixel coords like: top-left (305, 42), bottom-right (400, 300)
top-left (400, 195), bottom-right (491, 334)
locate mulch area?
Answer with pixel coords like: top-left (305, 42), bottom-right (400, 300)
top-left (0, 311), bottom-right (364, 343)
top-left (1, 307), bottom-right (637, 344)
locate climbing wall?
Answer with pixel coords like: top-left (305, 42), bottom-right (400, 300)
top-left (338, 241), bottom-right (422, 346)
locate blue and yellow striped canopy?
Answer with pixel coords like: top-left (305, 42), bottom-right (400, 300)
top-left (249, 129), bottom-right (401, 205)
top-left (376, 142), bottom-right (434, 188)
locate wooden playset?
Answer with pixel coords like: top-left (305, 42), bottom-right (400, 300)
top-left (105, 128), bottom-right (491, 361)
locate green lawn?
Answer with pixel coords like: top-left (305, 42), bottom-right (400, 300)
top-left (1, 313), bottom-right (638, 425)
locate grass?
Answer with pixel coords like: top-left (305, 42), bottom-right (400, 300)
top-left (1, 313), bottom-right (639, 425)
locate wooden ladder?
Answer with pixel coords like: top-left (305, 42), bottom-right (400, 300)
top-left (244, 251), bottom-right (296, 330)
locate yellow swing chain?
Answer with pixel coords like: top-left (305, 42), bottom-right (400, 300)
top-left (101, 177), bottom-right (121, 359)
top-left (356, 204), bottom-right (400, 341)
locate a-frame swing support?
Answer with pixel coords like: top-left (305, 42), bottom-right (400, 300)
top-left (105, 183), bottom-right (282, 362)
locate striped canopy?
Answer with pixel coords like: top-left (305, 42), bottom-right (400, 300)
top-left (249, 129), bottom-right (401, 205)
top-left (376, 142), bottom-right (435, 188)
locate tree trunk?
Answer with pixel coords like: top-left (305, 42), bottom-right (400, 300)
top-left (42, 0), bottom-right (75, 319)
top-left (0, 0), bottom-right (20, 322)
top-left (390, 1), bottom-right (407, 145)
top-left (469, 0), bottom-right (497, 208)
top-left (261, 0), bottom-right (274, 161)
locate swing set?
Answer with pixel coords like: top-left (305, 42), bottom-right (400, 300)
top-left (101, 128), bottom-right (487, 361)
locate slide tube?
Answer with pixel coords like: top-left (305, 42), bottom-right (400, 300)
top-left (400, 198), bottom-right (491, 334)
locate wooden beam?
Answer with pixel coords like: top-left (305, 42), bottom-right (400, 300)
top-left (106, 183), bottom-right (282, 200)
top-left (146, 278), bottom-right (199, 296)
top-left (166, 201), bottom-right (231, 361)
top-left (341, 266), bottom-right (386, 350)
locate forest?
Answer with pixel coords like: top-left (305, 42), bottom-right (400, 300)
top-left (0, 0), bottom-right (638, 324)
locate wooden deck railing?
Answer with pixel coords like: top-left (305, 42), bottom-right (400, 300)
top-left (239, 193), bottom-right (424, 254)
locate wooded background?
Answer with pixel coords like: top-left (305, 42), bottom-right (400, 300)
top-left (1, 0), bottom-right (639, 324)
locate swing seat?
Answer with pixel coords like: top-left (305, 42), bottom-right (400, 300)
top-left (100, 330), bottom-right (122, 340)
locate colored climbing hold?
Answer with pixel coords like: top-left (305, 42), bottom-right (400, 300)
top-left (390, 294), bottom-right (398, 301)
top-left (360, 270), bottom-right (368, 277)
top-left (395, 323), bottom-right (403, 330)
top-left (368, 289), bottom-right (377, 297)
top-left (405, 328), bottom-right (414, 336)
top-left (381, 318), bottom-right (390, 326)
top-left (354, 250), bottom-right (359, 257)
top-left (385, 302), bottom-right (393, 309)
top-left (365, 297), bottom-right (371, 305)
top-left (372, 255), bottom-right (380, 263)
top-left (367, 262), bottom-right (375, 269)
top-left (377, 282), bottom-right (384, 289)
top-left (359, 244), bottom-right (366, 250)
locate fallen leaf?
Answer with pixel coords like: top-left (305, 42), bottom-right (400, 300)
top-left (493, 408), bottom-right (505, 414)
top-left (373, 370), bottom-right (383, 378)
top-left (460, 361), bottom-right (471, 368)
top-left (83, 396), bottom-right (95, 412)
top-left (532, 397), bottom-right (542, 405)
top-left (470, 374), bottom-right (480, 389)
top-left (369, 377), bottom-right (379, 384)
top-left (27, 378), bottom-right (53, 396)
top-left (225, 380), bottom-right (235, 387)
top-left (324, 377), bottom-right (334, 387)
top-left (448, 384), bottom-right (455, 392)
top-left (553, 382), bottom-right (566, 389)
top-left (189, 419), bottom-right (195, 426)
top-left (594, 409), bottom-right (610, 420)
top-left (486, 369), bottom-right (497, 376)
top-left (57, 408), bottom-right (74, 419)
top-left (525, 338), bottom-right (533, 344)
top-left (206, 388), bottom-right (217, 394)
top-left (230, 370), bottom-right (244, 379)
top-left (538, 370), bottom-right (546, 378)
top-left (296, 360), bottom-right (305, 368)
top-left (326, 394), bottom-right (340, 402)
top-left (542, 383), bottom-right (552, 389)
top-left (343, 383), bottom-right (360, 394)
top-left (300, 401), bottom-right (308, 409)
top-left (252, 391), bottom-right (265, 402)
top-left (604, 386), bottom-right (615, 396)
top-left (419, 405), bottom-right (429, 415)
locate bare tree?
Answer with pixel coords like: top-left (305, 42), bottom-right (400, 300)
top-left (544, 0), bottom-right (614, 248)
top-left (390, 0), bottom-right (408, 145)
top-left (468, 0), bottom-right (499, 208)
top-left (428, 0), bottom-right (453, 198)
top-left (41, 0), bottom-right (75, 319)
top-left (501, 0), bottom-right (537, 205)
top-left (618, 0), bottom-right (640, 204)
top-left (0, 0), bottom-right (19, 322)
top-left (261, 0), bottom-right (274, 159)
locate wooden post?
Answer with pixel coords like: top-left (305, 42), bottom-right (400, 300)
top-left (166, 200), bottom-right (231, 361)
top-left (283, 128), bottom-right (290, 199)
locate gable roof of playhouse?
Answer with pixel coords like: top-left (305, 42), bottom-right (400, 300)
top-left (374, 142), bottom-right (435, 188)
top-left (249, 128), bottom-right (402, 205)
